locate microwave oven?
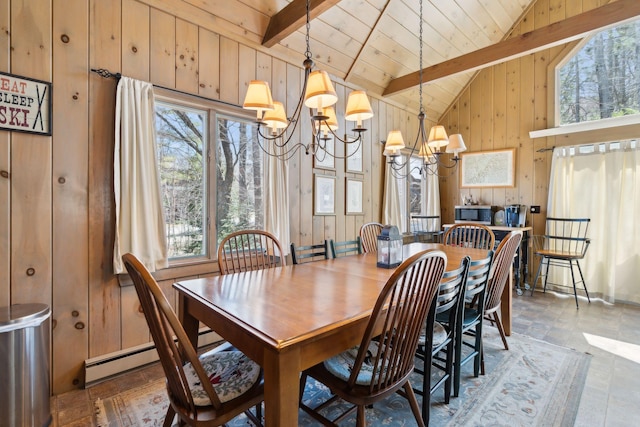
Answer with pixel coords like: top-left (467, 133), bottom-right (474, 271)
top-left (454, 205), bottom-right (496, 225)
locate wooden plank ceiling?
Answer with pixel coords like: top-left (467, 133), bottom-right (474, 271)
top-left (177, 0), bottom-right (638, 121)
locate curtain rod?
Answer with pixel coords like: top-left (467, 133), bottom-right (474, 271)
top-left (90, 68), bottom-right (242, 110)
top-left (536, 147), bottom-right (555, 153)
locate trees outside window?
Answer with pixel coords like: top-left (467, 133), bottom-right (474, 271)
top-left (155, 97), bottom-right (263, 262)
top-left (558, 19), bottom-right (640, 125)
top-left (215, 113), bottom-right (264, 244)
top-left (156, 101), bottom-right (207, 259)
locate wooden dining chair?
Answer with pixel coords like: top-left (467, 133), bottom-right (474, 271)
top-left (299, 249), bottom-right (447, 427)
top-left (484, 231), bottom-right (523, 352)
top-left (290, 240), bottom-right (331, 264)
top-left (359, 222), bottom-right (383, 253)
top-left (443, 223), bottom-right (495, 250)
top-left (329, 236), bottom-right (363, 258)
top-left (121, 253), bottom-right (264, 427)
top-left (414, 256), bottom-right (470, 425)
top-left (217, 229), bottom-right (285, 275)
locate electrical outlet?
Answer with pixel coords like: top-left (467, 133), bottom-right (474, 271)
top-left (530, 205), bottom-right (541, 214)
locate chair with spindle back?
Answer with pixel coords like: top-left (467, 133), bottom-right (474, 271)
top-left (122, 253), bottom-right (264, 427)
top-left (530, 217), bottom-right (591, 308)
top-left (359, 222), bottom-right (383, 253)
top-left (484, 231), bottom-right (523, 352)
top-left (298, 249), bottom-right (447, 427)
top-left (443, 223), bottom-right (495, 250)
top-left (218, 230), bottom-right (285, 275)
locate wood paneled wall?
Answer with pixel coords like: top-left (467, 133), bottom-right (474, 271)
top-left (0, 0), bottom-right (422, 393)
top-left (2, 0), bottom-right (632, 395)
top-left (438, 0), bottom-right (622, 233)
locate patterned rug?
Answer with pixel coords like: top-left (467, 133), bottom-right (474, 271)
top-left (94, 329), bottom-right (590, 426)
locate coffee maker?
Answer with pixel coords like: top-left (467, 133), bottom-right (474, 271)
top-left (505, 204), bottom-right (526, 227)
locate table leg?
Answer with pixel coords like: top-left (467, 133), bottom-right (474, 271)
top-left (177, 295), bottom-right (200, 349)
top-left (500, 268), bottom-right (513, 336)
top-left (263, 348), bottom-right (300, 426)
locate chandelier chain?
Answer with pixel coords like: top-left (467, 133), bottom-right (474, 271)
top-left (419, 0), bottom-right (424, 114)
top-left (304, 0), bottom-right (312, 60)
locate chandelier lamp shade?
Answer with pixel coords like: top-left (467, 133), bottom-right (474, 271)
top-left (242, 0), bottom-right (373, 160)
top-left (382, 0), bottom-right (465, 177)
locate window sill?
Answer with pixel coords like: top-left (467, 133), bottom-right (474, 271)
top-left (118, 260), bottom-right (219, 287)
top-left (529, 115), bottom-right (640, 139)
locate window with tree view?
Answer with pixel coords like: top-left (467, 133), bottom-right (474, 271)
top-left (155, 97), bottom-right (263, 262)
top-left (156, 101), bottom-right (207, 260)
top-left (558, 19), bottom-right (640, 125)
top-left (215, 113), bottom-right (264, 244)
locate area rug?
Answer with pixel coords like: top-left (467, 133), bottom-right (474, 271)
top-left (94, 329), bottom-right (590, 426)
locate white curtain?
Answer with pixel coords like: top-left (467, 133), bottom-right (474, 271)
top-left (547, 141), bottom-right (640, 304)
top-left (424, 170), bottom-right (441, 230)
top-left (265, 148), bottom-right (290, 256)
top-left (383, 160), bottom-right (403, 229)
top-left (113, 77), bottom-right (168, 274)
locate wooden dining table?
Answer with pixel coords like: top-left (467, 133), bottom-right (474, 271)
top-left (174, 242), bottom-right (508, 426)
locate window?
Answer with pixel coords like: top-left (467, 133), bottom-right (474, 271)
top-left (154, 93), bottom-right (263, 263)
top-left (558, 19), bottom-right (640, 125)
top-left (215, 113), bottom-right (264, 243)
top-left (155, 101), bottom-right (207, 260)
top-left (391, 155), bottom-right (428, 232)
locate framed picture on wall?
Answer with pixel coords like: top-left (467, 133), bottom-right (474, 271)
top-left (460, 148), bottom-right (516, 188)
top-left (346, 177), bottom-right (364, 215)
top-left (314, 174), bottom-right (336, 215)
top-left (313, 137), bottom-right (335, 170)
top-left (345, 141), bottom-right (363, 173)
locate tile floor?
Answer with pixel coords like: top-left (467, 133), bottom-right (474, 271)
top-left (49, 290), bottom-right (640, 426)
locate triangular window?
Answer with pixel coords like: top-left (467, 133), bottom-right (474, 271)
top-left (557, 19), bottom-right (640, 125)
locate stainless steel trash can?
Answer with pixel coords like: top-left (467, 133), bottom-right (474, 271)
top-left (0, 303), bottom-right (52, 427)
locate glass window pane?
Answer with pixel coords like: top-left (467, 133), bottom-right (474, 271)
top-left (558, 19), bottom-right (640, 125)
top-left (215, 113), bottom-right (264, 244)
top-left (155, 102), bottom-right (207, 260)
top-left (409, 157), bottom-right (423, 214)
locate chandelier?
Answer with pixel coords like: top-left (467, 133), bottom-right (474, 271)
top-left (242, 0), bottom-right (373, 161)
top-left (382, 0), bottom-right (466, 177)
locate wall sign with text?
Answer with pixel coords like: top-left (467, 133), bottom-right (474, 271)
top-left (0, 72), bottom-right (52, 136)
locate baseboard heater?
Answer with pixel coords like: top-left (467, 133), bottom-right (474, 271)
top-left (84, 327), bottom-right (221, 388)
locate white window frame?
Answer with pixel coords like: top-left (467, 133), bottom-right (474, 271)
top-left (152, 89), bottom-right (262, 277)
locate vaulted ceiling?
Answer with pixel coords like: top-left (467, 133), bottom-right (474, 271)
top-left (165, 0), bottom-right (640, 121)
top-left (264, 0), bottom-right (535, 122)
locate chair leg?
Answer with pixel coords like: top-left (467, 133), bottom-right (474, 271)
top-left (576, 260), bottom-right (591, 303)
top-left (453, 328), bottom-right (463, 397)
top-left (569, 260), bottom-right (581, 309)
top-left (356, 405), bottom-right (366, 427)
top-left (163, 406), bottom-right (176, 427)
top-left (543, 258), bottom-right (551, 293)
top-left (443, 340), bottom-right (455, 402)
top-left (480, 341), bottom-right (485, 376)
top-left (420, 345), bottom-right (433, 424)
top-left (531, 256), bottom-right (544, 296)
top-left (492, 312), bottom-right (509, 351)
top-left (404, 382), bottom-right (427, 427)
top-left (473, 323), bottom-right (483, 377)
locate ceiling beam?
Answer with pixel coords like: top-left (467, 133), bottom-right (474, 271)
top-left (345, 0), bottom-right (392, 81)
top-left (383, 0), bottom-right (640, 96)
top-left (262, 0), bottom-right (341, 48)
